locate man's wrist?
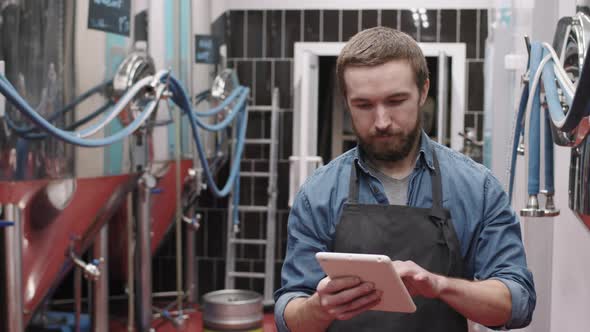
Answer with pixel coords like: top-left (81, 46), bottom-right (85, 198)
top-left (303, 293), bottom-right (334, 324)
top-left (435, 274), bottom-right (451, 299)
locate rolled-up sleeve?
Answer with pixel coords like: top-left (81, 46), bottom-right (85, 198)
top-left (274, 291), bottom-right (310, 332)
top-left (273, 189), bottom-right (333, 331)
top-left (474, 174), bottom-right (536, 330)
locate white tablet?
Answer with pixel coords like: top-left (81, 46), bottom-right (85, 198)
top-left (315, 252), bottom-right (416, 313)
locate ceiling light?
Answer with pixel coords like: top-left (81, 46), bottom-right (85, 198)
top-left (422, 21), bottom-right (430, 29)
top-left (412, 13), bottom-right (419, 21)
top-left (418, 8), bottom-right (426, 14)
top-left (421, 13), bottom-right (428, 21)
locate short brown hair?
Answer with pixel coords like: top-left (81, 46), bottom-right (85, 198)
top-left (336, 27), bottom-right (429, 97)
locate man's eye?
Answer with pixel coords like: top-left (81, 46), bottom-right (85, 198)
top-left (388, 99), bottom-right (405, 105)
top-left (355, 104), bottom-right (372, 109)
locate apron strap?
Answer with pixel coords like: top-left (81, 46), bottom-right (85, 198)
top-left (347, 159), bottom-right (360, 204)
top-left (430, 149), bottom-right (447, 221)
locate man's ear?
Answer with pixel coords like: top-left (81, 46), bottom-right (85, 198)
top-left (419, 79), bottom-right (430, 106)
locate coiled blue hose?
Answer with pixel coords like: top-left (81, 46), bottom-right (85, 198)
top-left (166, 75), bottom-right (248, 195)
top-left (7, 101), bottom-right (114, 140)
top-left (0, 71), bottom-right (250, 227)
top-left (0, 75), bottom-right (113, 135)
top-left (0, 74), bottom-right (163, 147)
top-left (166, 74), bottom-right (249, 226)
top-left (509, 41), bottom-right (568, 202)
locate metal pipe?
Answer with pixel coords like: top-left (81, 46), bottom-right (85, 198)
top-left (3, 203), bottom-right (24, 332)
top-left (127, 194), bottom-right (135, 332)
top-left (93, 225), bottom-right (109, 332)
top-left (173, 0), bottom-right (185, 318)
top-left (136, 177), bottom-right (153, 331)
top-left (50, 291), bottom-right (185, 307)
top-left (184, 0), bottom-right (197, 307)
top-left (184, 205), bottom-right (196, 303)
top-left (75, 266), bottom-right (82, 332)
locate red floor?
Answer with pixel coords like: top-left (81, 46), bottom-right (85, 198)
top-left (109, 309), bottom-right (277, 332)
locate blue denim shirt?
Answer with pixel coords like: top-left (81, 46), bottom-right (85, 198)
top-left (274, 132), bottom-right (536, 331)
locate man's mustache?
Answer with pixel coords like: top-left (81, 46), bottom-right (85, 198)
top-left (372, 131), bottom-right (404, 138)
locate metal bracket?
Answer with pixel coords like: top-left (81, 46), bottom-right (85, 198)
top-left (540, 190), bottom-right (561, 216)
top-left (520, 194), bottom-right (546, 217)
top-left (70, 251), bottom-right (102, 282)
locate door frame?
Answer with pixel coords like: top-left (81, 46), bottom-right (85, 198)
top-left (290, 42), bottom-right (466, 205)
top-left (293, 41), bottom-right (466, 156)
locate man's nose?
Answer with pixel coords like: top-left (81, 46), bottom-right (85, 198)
top-left (374, 104), bottom-right (392, 132)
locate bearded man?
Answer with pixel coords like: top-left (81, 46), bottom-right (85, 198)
top-left (274, 27), bottom-right (536, 332)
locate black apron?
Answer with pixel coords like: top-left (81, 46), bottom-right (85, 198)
top-left (328, 150), bottom-right (467, 332)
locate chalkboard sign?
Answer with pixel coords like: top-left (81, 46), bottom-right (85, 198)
top-left (195, 35), bottom-right (219, 64)
top-left (88, 0), bottom-right (131, 36)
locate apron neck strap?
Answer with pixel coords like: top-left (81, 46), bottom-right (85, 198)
top-left (430, 149), bottom-right (446, 220)
top-left (347, 147), bottom-right (445, 213)
top-left (348, 158), bottom-right (361, 203)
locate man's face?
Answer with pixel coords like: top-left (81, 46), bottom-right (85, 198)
top-left (344, 59), bottom-right (429, 162)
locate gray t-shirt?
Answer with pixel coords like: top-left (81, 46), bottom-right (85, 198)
top-left (365, 162), bottom-right (411, 206)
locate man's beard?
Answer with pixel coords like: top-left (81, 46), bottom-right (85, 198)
top-left (354, 111), bottom-right (422, 162)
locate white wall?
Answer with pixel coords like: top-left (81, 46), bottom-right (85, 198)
top-left (490, 0), bottom-right (590, 331)
top-left (548, 3), bottom-right (590, 332)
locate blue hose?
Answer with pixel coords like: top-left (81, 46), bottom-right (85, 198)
top-left (0, 75), bottom-right (112, 134)
top-left (8, 101), bottom-right (114, 140)
top-left (509, 85), bottom-right (529, 202)
top-left (0, 221), bottom-right (14, 227)
top-left (169, 81), bottom-right (248, 131)
top-left (540, 50), bottom-right (569, 126)
top-left (0, 76), bottom-right (162, 147)
top-left (528, 43), bottom-right (543, 196)
top-left (166, 75), bottom-right (249, 198)
top-left (0, 71), bottom-right (249, 226)
top-left (544, 107), bottom-right (555, 194)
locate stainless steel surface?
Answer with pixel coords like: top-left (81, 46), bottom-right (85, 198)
top-left (0, 1), bottom-right (75, 181)
top-left (112, 48), bottom-right (155, 100)
top-left (211, 69), bottom-right (239, 101)
top-left (137, 175), bottom-right (154, 331)
top-left (93, 225), bottom-right (109, 332)
top-left (201, 289), bottom-right (263, 330)
top-left (3, 203), bottom-right (24, 332)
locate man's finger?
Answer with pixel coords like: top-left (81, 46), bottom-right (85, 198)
top-left (327, 289), bottom-right (382, 315)
top-left (320, 282), bottom-right (374, 307)
top-left (335, 296), bottom-right (382, 321)
top-left (317, 276), bottom-right (361, 295)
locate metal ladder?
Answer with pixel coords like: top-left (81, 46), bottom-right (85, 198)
top-left (225, 88), bottom-right (279, 305)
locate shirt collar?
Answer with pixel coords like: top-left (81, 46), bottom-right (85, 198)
top-left (353, 130), bottom-right (435, 174)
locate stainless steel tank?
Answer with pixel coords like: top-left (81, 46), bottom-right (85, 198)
top-left (0, 1), bottom-right (136, 328)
